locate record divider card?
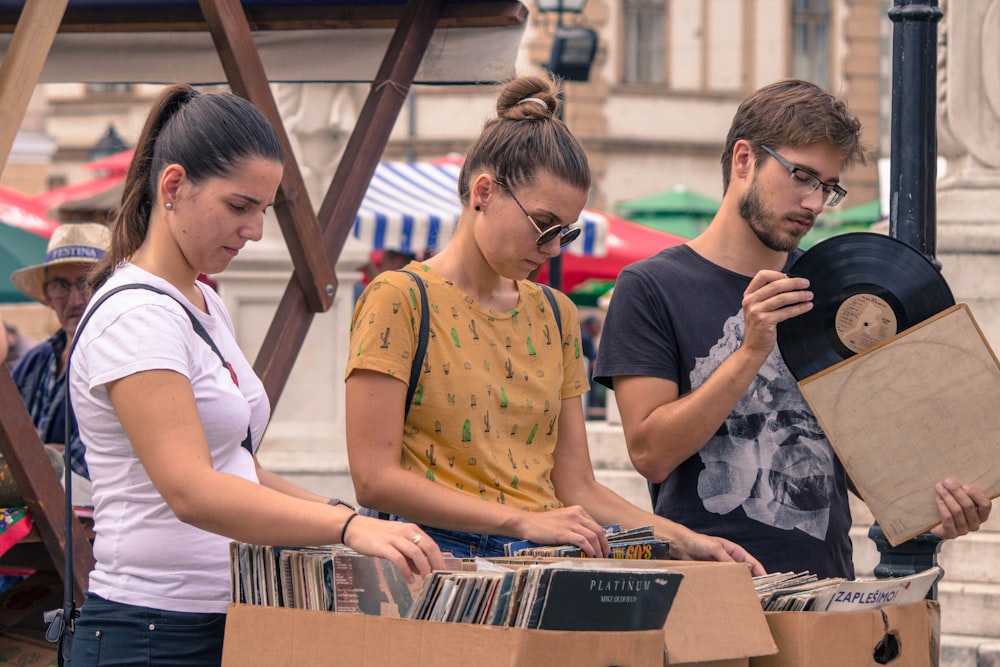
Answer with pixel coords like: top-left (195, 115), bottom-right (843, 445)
top-left (797, 303), bottom-right (1000, 546)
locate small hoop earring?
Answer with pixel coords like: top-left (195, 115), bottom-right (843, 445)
top-left (165, 202), bottom-right (173, 210)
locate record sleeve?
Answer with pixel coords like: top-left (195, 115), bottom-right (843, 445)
top-left (777, 232), bottom-right (954, 380)
top-left (797, 304), bottom-right (1000, 546)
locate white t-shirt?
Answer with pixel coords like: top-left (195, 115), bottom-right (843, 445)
top-left (70, 264), bottom-right (270, 613)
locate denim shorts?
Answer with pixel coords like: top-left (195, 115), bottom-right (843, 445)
top-left (70, 594), bottom-right (227, 667)
top-left (389, 516), bottom-right (515, 558)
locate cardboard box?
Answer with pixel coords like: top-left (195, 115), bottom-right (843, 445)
top-left (749, 600), bottom-right (940, 667)
top-left (454, 557), bottom-right (776, 665)
top-left (221, 604), bottom-right (665, 666)
top-left (222, 559), bottom-right (777, 667)
top-left (656, 561), bottom-right (775, 666)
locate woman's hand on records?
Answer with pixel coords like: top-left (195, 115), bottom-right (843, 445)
top-left (516, 505), bottom-right (611, 558)
top-left (340, 514), bottom-right (447, 582)
top-left (669, 528), bottom-right (767, 577)
top-left (931, 479), bottom-right (993, 539)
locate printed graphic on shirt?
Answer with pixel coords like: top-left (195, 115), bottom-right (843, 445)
top-left (689, 311), bottom-right (834, 539)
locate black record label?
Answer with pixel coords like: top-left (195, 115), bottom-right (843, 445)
top-left (777, 232), bottom-right (955, 380)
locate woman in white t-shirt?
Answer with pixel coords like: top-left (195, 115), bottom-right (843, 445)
top-left (69, 84), bottom-right (444, 667)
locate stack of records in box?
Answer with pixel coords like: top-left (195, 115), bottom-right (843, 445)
top-left (503, 524), bottom-right (671, 560)
top-left (407, 559), bottom-right (685, 631)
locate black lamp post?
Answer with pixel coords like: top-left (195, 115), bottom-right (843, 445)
top-left (887, 0), bottom-right (942, 261)
top-left (536, 0), bottom-right (598, 89)
top-left (870, 0), bottom-right (945, 600)
top-left (536, 0), bottom-right (587, 26)
top-left (535, 0), bottom-right (597, 291)
top-left (538, 0), bottom-right (598, 83)
top-left (90, 124), bottom-right (128, 163)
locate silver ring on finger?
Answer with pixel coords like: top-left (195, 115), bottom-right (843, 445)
top-left (412, 534), bottom-right (422, 545)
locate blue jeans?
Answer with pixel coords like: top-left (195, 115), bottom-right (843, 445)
top-left (390, 516), bottom-right (514, 558)
top-left (70, 595), bottom-right (227, 667)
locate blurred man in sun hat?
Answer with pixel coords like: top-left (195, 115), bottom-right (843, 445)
top-left (10, 222), bottom-right (111, 505)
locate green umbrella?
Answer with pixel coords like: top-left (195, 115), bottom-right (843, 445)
top-left (615, 185), bottom-right (721, 218)
top-left (568, 278), bottom-right (615, 308)
top-left (801, 199), bottom-right (885, 250)
top-left (615, 186), bottom-right (720, 240)
top-left (817, 199), bottom-right (883, 226)
top-left (620, 215), bottom-right (710, 240)
top-left (0, 222), bottom-right (48, 303)
top-left (798, 222), bottom-right (876, 250)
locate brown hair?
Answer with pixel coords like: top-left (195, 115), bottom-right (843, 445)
top-left (457, 75), bottom-right (591, 201)
top-left (93, 84), bottom-right (283, 285)
top-left (720, 79), bottom-right (868, 193)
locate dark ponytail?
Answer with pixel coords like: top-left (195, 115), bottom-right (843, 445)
top-left (93, 84), bottom-right (284, 286)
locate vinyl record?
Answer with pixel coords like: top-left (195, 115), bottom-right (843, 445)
top-left (777, 232), bottom-right (954, 380)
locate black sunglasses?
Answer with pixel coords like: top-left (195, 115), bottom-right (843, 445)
top-left (496, 182), bottom-right (582, 248)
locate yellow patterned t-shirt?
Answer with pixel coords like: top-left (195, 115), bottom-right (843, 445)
top-left (346, 263), bottom-right (589, 512)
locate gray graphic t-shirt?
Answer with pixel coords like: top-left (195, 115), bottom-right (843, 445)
top-left (594, 245), bottom-right (853, 579)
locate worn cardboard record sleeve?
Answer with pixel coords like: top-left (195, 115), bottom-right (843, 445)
top-left (798, 303), bottom-right (1000, 546)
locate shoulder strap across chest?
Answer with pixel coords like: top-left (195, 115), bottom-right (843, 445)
top-left (399, 272), bottom-right (563, 419)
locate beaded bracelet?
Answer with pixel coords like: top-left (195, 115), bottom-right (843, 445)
top-left (340, 512), bottom-right (359, 544)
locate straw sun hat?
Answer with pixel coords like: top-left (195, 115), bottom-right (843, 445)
top-left (10, 222), bottom-right (111, 304)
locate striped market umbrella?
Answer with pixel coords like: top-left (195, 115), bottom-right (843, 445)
top-left (351, 160), bottom-right (609, 258)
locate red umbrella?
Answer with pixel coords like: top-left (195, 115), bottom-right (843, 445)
top-left (0, 185), bottom-right (60, 238)
top-left (31, 173), bottom-right (124, 215)
top-left (84, 148), bottom-right (134, 175)
top-left (537, 214), bottom-right (686, 293)
top-left (30, 148), bottom-right (133, 216)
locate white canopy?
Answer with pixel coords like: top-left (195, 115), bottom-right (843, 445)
top-left (352, 161), bottom-right (609, 257)
top-left (0, 0), bottom-right (525, 85)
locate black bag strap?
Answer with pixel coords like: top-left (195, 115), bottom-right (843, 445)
top-left (72, 283), bottom-right (254, 454)
top-left (399, 270), bottom-right (429, 420)
top-left (82, 283), bottom-right (227, 366)
top-left (359, 270), bottom-right (427, 523)
top-left (401, 275), bottom-right (562, 417)
top-left (361, 276), bottom-right (563, 524)
top-left (539, 284), bottom-right (563, 341)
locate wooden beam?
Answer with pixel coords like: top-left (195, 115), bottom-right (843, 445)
top-left (0, 0), bottom-right (93, 607)
top-left (0, 2), bottom-right (526, 33)
top-left (200, 0), bottom-right (337, 313)
top-left (0, 0), bottom-right (68, 177)
top-left (254, 0), bottom-right (446, 407)
top-left (0, 368), bottom-right (93, 604)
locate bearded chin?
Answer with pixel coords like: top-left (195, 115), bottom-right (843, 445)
top-left (739, 186), bottom-right (802, 253)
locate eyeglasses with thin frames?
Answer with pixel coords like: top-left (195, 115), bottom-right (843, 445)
top-left (496, 182), bottom-right (582, 248)
top-left (760, 145), bottom-right (847, 207)
top-left (45, 276), bottom-right (91, 300)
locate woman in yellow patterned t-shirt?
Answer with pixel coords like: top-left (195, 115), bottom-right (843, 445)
top-left (345, 74), bottom-right (763, 574)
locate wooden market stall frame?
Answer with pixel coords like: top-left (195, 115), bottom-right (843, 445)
top-left (0, 0), bottom-right (526, 607)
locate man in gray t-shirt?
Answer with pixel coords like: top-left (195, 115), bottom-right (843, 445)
top-left (595, 79), bottom-right (992, 578)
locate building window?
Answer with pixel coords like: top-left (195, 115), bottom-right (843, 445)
top-left (792, 0), bottom-right (830, 90)
top-left (623, 0), bottom-right (666, 84)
